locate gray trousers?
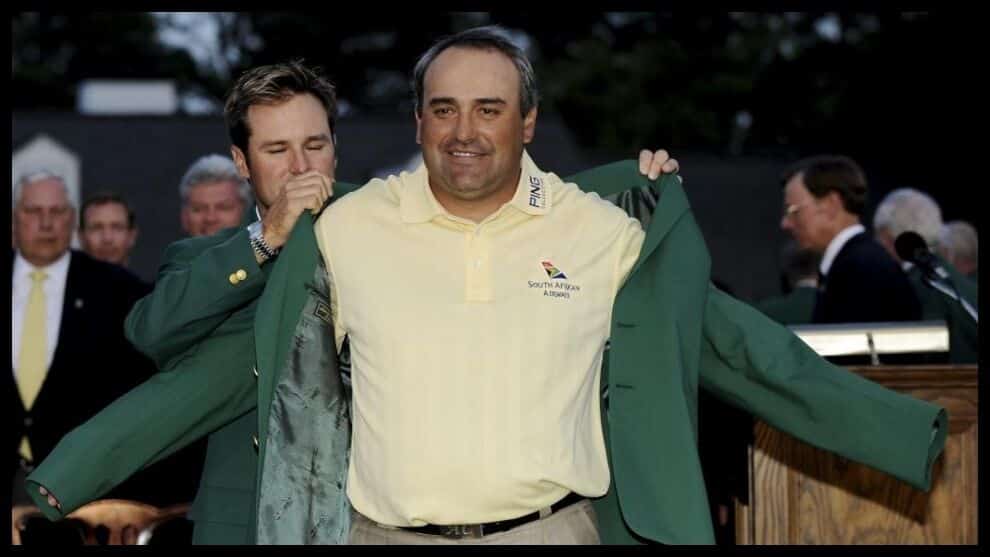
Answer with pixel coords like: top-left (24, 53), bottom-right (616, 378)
top-left (349, 499), bottom-right (601, 545)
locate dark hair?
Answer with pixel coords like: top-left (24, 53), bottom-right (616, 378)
top-left (224, 59), bottom-right (337, 156)
top-left (780, 155), bottom-right (868, 216)
top-left (411, 25), bottom-right (539, 118)
top-left (80, 191), bottom-right (136, 230)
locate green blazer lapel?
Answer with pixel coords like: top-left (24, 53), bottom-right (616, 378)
top-left (253, 213), bottom-right (319, 455)
top-left (565, 160), bottom-right (691, 278)
top-left (631, 174), bottom-right (690, 278)
top-left (253, 182), bottom-right (357, 451)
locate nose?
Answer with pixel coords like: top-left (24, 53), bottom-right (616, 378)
top-left (780, 216), bottom-right (791, 231)
top-left (289, 147), bottom-right (312, 175)
top-left (454, 113), bottom-right (477, 143)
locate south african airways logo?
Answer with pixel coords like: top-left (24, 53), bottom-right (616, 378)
top-left (529, 260), bottom-right (580, 299)
top-left (541, 260), bottom-right (567, 280)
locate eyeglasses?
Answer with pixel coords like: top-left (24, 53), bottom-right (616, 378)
top-left (782, 202), bottom-right (810, 219)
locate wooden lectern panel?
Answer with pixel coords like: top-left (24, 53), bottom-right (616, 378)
top-left (736, 365), bottom-right (977, 544)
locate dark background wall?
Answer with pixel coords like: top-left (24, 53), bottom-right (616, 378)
top-left (11, 112), bottom-right (802, 303)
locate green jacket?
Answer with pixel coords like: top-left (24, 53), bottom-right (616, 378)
top-left (755, 285), bottom-right (817, 326)
top-left (28, 161), bottom-right (948, 544)
top-left (906, 258), bottom-right (978, 364)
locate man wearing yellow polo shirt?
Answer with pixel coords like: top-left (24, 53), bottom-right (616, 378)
top-left (314, 26), bottom-right (946, 545)
top-left (318, 29), bottom-right (643, 544)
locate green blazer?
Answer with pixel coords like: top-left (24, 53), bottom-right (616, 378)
top-left (906, 257), bottom-right (978, 364)
top-left (28, 162), bottom-right (948, 545)
top-left (755, 286), bottom-right (817, 326)
top-left (26, 224), bottom-right (271, 543)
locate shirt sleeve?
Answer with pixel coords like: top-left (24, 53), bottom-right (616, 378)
top-left (314, 212), bottom-right (347, 354)
top-left (613, 217), bottom-right (646, 295)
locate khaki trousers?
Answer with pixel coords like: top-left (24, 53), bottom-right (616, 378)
top-left (348, 499), bottom-right (601, 545)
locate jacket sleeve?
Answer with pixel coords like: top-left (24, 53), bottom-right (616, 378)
top-left (697, 284), bottom-right (948, 491)
top-left (24, 335), bottom-right (258, 520)
top-left (124, 229), bottom-right (265, 369)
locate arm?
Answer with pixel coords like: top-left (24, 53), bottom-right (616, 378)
top-left (124, 229), bottom-right (266, 368)
top-left (698, 284), bottom-right (948, 491)
top-left (25, 331), bottom-right (258, 520)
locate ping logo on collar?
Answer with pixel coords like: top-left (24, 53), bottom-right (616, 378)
top-left (528, 176), bottom-right (545, 209)
top-left (541, 260), bottom-right (567, 280)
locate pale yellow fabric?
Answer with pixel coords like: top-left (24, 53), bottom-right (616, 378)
top-left (315, 152), bottom-right (645, 527)
top-left (17, 270), bottom-right (49, 461)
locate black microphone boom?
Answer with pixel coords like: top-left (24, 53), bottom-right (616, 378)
top-left (895, 231), bottom-right (947, 280)
top-left (895, 231), bottom-right (978, 323)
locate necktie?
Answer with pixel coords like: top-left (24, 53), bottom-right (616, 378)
top-left (17, 269), bottom-right (48, 461)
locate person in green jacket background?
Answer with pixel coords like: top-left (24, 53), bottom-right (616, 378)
top-left (29, 26), bottom-right (947, 545)
top-left (755, 239), bottom-right (820, 326)
top-left (936, 220), bottom-right (978, 282)
top-left (873, 187), bottom-right (978, 363)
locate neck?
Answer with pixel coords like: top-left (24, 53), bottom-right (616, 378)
top-left (823, 214), bottom-right (861, 247)
top-left (429, 171), bottom-right (520, 224)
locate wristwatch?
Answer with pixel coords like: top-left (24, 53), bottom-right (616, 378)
top-left (247, 221), bottom-right (279, 263)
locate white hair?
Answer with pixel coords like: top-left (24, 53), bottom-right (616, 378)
top-left (873, 188), bottom-right (943, 247)
top-left (936, 220), bottom-right (978, 267)
top-left (12, 169), bottom-right (73, 209)
top-left (178, 154), bottom-right (251, 206)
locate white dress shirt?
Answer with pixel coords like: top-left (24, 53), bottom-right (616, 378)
top-left (11, 250), bottom-right (71, 377)
top-left (819, 224), bottom-right (865, 277)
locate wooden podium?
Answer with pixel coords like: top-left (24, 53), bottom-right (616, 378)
top-left (734, 365), bottom-right (978, 544)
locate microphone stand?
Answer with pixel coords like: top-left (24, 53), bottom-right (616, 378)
top-left (920, 271), bottom-right (979, 324)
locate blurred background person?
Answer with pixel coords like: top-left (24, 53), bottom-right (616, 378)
top-left (755, 239), bottom-right (820, 325)
top-left (178, 154), bottom-right (251, 237)
top-left (873, 188), bottom-right (978, 363)
top-left (79, 191), bottom-right (139, 268)
top-left (936, 220), bottom-right (978, 281)
top-left (10, 170), bottom-right (152, 507)
top-left (779, 154), bottom-right (920, 324)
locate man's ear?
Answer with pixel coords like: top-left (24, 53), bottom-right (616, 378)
top-left (823, 190), bottom-right (845, 218)
top-left (231, 146), bottom-right (250, 180)
top-left (126, 227), bottom-right (138, 251)
top-left (522, 106), bottom-right (538, 144)
top-left (415, 111), bottom-right (423, 145)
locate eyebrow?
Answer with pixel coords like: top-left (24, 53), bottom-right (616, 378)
top-left (428, 97), bottom-right (508, 107)
top-left (257, 134), bottom-right (332, 149)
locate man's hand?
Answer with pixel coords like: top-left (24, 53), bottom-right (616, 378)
top-left (38, 485), bottom-right (61, 511)
top-left (261, 171), bottom-right (333, 250)
top-left (638, 149), bottom-right (679, 180)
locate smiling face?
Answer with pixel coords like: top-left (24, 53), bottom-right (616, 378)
top-left (416, 46), bottom-right (536, 219)
top-left (180, 180), bottom-right (246, 237)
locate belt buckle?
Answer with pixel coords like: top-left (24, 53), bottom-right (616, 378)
top-left (441, 524), bottom-right (484, 539)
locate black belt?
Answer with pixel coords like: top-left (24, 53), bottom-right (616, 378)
top-left (399, 492), bottom-right (584, 539)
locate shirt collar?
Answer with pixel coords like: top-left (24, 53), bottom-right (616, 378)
top-left (820, 223), bottom-right (865, 276)
top-left (399, 150), bottom-right (553, 224)
top-left (14, 249), bottom-right (71, 282)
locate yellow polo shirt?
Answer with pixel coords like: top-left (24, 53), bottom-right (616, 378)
top-left (314, 151), bottom-right (645, 527)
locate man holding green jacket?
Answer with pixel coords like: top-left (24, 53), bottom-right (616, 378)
top-left (29, 27), bottom-right (946, 545)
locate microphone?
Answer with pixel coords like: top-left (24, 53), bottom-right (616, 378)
top-left (895, 231), bottom-right (948, 280)
top-left (895, 231), bottom-right (978, 323)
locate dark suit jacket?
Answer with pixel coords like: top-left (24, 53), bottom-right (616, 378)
top-left (9, 250), bottom-right (152, 493)
top-left (813, 232), bottom-right (921, 323)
